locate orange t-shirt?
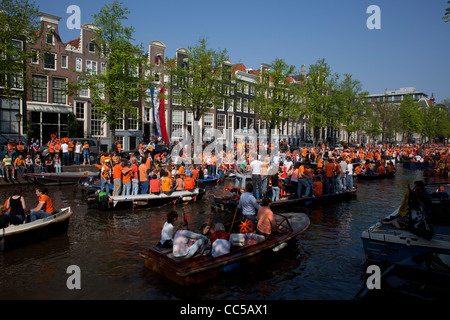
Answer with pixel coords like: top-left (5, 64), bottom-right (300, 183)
top-left (122, 169), bottom-right (132, 183)
top-left (324, 162), bottom-right (336, 178)
top-left (149, 179), bottom-right (161, 193)
top-left (184, 177), bottom-right (195, 190)
top-left (313, 181), bottom-right (323, 196)
top-left (161, 177), bottom-right (172, 192)
top-left (112, 164), bottom-right (123, 179)
top-left (138, 164), bottom-right (148, 182)
top-left (39, 194), bottom-right (54, 214)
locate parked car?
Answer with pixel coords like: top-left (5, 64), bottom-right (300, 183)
top-left (38, 138), bottom-right (99, 163)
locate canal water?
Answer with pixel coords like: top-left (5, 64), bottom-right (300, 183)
top-left (0, 166), bottom-right (443, 300)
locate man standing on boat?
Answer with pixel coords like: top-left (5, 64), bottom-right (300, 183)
top-left (237, 183), bottom-right (261, 224)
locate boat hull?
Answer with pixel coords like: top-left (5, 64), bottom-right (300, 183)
top-left (0, 207), bottom-right (72, 252)
top-left (140, 213), bottom-right (310, 286)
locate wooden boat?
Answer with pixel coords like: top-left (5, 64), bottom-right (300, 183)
top-left (23, 171), bottom-right (99, 185)
top-left (355, 252), bottom-right (450, 301)
top-left (0, 207), bottom-right (73, 252)
top-left (140, 212), bottom-right (310, 286)
top-left (361, 183), bottom-right (450, 266)
top-left (86, 187), bottom-right (205, 210)
top-left (268, 189), bottom-right (358, 208)
top-left (356, 171), bottom-right (396, 180)
top-left (210, 184), bottom-right (357, 213)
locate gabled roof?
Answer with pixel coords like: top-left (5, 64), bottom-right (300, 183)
top-left (65, 38), bottom-right (80, 49)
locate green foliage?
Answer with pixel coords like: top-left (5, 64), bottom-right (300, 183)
top-left (254, 58), bottom-right (301, 132)
top-left (0, 0), bottom-right (39, 97)
top-left (69, 0), bottom-right (153, 145)
top-left (443, 1), bottom-right (450, 22)
top-left (165, 38), bottom-right (229, 122)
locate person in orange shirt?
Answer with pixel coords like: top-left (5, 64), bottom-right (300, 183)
top-left (101, 159), bottom-right (113, 195)
top-left (324, 158), bottom-right (336, 194)
top-left (377, 165), bottom-right (386, 175)
top-left (161, 171), bottom-right (172, 195)
top-left (121, 162), bottom-right (133, 196)
top-left (82, 141), bottom-right (90, 165)
top-left (149, 174), bottom-right (161, 194)
top-left (112, 160), bottom-right (131, 196)
top-left (29, 187), bottom-right (54, 222)
top-left (183, 172), bottom-right (196, 190)
top-left (139, 160), bottom-right (149, 194)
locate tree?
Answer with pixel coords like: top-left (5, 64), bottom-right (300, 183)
top-left (422, 102), bottom-right (450, 142)
top-left (0, 0), bottom-right (39, 98)
top-left (334, 74), bottom-right (368, 143)
top-left (71, 1), bottom-right (153, 149)
top-left (371, 96), bottom-right (401, 142)
top-left (165, 38), bottom-right (229, 162)
top-left (302, 58), bottom-right (339, 145)
top-left (443, 1), bottom-right (450, 22)
top-left (254, 58), bottom-right (302, 137)
top-left (398, 94), bottom-right (423, 142)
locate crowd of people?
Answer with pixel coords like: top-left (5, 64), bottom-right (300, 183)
top-left (0, 186), bottom-right (55, 228)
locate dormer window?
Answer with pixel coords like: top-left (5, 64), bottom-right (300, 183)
top-left (89, 41), bottom-right (95, 53)
top-left (46, 33), bottom-right (54, 45)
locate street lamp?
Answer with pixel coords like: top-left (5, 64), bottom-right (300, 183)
top-left (15, 113), bottom-right (22, 143)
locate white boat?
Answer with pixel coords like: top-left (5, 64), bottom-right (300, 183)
top-left (361, 183), bottom-right (450, 266)
top-left (0, 207), bottom-right (73, 252)
top-left (86, 188), bottom-right (205, 210)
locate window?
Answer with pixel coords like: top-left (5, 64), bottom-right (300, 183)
top-left (248, 118), bottom-right (254, 130)
top-left (31, 49), bottom-right (39, 64)
top-left (61, 55), bottom-right (68, 69)
top-left (127, 110), bottom-right (138, 130)
top-left (52, 77), bottom-right (66, 104)
top-left (228, 114), bottom-right (233, 129)
top-left (171, 110), bottom-right (184, 137)
top-left (242, 117), bottom-right (247, 131)
top-left (76, 58), bottom-right (82, 72)
top-left (243, 99), bottom-right (248, 113)
top-left (217, 114), bottom-right (225, 136)
top-left (90, 107), bottom-right (103, 136)
top-left (31, 75), bottom-right (47, 102)
top-left (43, 52), bottom-right (56, 70)
top-left (235, 116), bottom-right (241, 130)
top-left (46, 33), bottom-right (54, 45)
top-left (86, 60), bottom-right (97, 75)
top-left (88, 42), bottom-right (95, 53)
top-left (101, 62), bottom-right (106, 74)
top-left (236, 98), bottom-right (241, 112)
top-left (77, 77), bottom-right (89, 98)
top-left (76, 102), bottom-right (85, 119)
top-left (203, 113), bottom-right (214, 128)
top-left (0, 98), bottom-right (20, 134)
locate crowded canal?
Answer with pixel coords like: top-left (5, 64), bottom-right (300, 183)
top-left (0, 166), bottom-right (445, 300)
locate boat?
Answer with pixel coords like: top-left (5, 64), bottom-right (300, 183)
top-left (85, 187), bottom-right (205, 210)
top-left (355, 252), bottom-right (450, 301)
top-left (361, 182), bottom-right (450, 266)
top-left (268, 188), bottom-right (358, 208)
top-left (402, 160), bottom-right (431, 170)
top-left (209, 184), bottom-right (357, 213)
top-left (356, 171), bottom-right (396, 180)
top-left (140, 212), bottom-right (310, 286)
top-left (23, 171), bottom-right (99, 185)
top-left (0, 207), bottom-right (73, 252)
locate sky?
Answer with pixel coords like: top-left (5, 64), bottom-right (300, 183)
top-left (35, 0), bottom-right (450, 103)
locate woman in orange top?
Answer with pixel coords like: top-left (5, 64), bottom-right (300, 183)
top-left (149, 175), bottom-right (161, 194)
top-left (30, 187), bottom-right (54, 222)
top-left (82, 142), bottom-right (90, 165)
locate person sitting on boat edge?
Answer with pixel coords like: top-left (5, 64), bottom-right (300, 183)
top-left (149, 174), bottom-right (161, 194)
top-left (237, 182), bottom-right (261, 225)
top-left (5, 187), bottom-right (27, 225)
top-left (0, 205), bottom-right (8, 228)
top-left (183, 172), bottom-right (196, 191)
top-left (256, 196), bottom-right (276, 239)
top-left (209, 223), bottom-right (230, 258)
top-left (29, 187), bottom-right (54, 222)
top-left (157, 211), bottom-right (178, 249)
top-left (172, 223), bottom-right (210, 259)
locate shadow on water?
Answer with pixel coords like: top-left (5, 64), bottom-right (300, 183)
top-left (0, 166), bottom-right (441, 299)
